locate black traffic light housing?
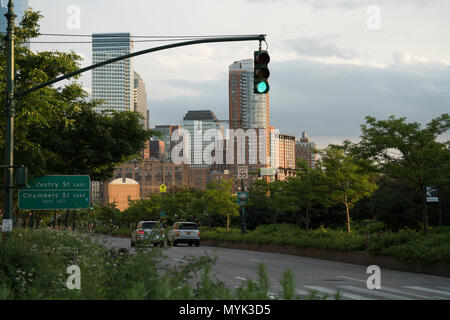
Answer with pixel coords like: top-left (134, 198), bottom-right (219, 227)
top-left (254, 50), bottom-right (270, 94)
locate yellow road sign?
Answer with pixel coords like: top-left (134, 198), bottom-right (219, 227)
top-left (159, 184), bottom-right (167, 193)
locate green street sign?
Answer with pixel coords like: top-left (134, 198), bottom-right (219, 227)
top-left (18, 175), bottom-right (91, 210)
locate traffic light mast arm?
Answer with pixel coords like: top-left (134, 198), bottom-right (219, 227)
top-left (15, 34), bottom-right (267, 98)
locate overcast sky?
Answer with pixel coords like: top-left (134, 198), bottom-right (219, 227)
top-left (28, 0), bottom-right (450, 148)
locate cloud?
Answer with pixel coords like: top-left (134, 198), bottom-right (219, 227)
top-left (247, 0), bottom-right (446, 10)
top-left (149, 54), bottom-right (449, 150)
top-left (286, 36), bottom-right (357, 60)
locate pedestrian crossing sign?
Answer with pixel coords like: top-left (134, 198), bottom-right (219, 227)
top-left (159, 184), bottom-right (167, 193)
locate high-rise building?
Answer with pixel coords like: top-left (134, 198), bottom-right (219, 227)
top-left (180, 110), bottom-right (224, 168)
top-left (228, 59), bottom-right (271, 177)
top-left (134, 72), bottom-right (149, 129)
top-left (92, 33), bottom-right (134, 114)
top-left (295, 132), bottom-right (318, 168)
top-left (0, 0), bottom-right (28, 34)
top-left (153, 125), bottom-right (180, 161)
top-left (149, 140), bottom-right (165, 159)
top-left (229, 59), bottom-right (270, 130)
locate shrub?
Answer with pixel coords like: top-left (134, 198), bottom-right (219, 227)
top-left (0, 228), bottom-right (334, 300)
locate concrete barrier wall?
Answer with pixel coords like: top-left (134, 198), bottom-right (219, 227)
top-left (201, 239), bottom-right (450, 278)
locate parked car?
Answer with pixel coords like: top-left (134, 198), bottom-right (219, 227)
top-left (131, 221), bottom-right (165, 247)
top-left (168, 222), bottom-right (200, 247)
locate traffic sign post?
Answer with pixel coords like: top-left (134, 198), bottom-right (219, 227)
top-left (237, 167), bottom-right (249, 180)
top-left (18, 176), bottom-right (91, 210)
top-left (237, 192), bottom-right (249, 234)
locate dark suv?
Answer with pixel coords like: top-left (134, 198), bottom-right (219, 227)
top-left (131, 221), bottom-right (165, 247)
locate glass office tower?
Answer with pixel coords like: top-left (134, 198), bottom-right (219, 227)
top-left (92, 33), bottom-right (134, 113)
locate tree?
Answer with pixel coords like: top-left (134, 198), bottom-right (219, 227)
top-left (359, 114), bottom-right (450, 234)
top-left (246, 179), bottom-right (271, 229)
top-left (321, 145), bottom-right (378, 233)
top-left (204, 179), bottom-right (239, 231)
top-left (285, 160), bottom-right (329, 231)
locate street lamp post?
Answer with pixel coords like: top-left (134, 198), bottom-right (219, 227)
top-left (2, 0), bottom-right (16, 238)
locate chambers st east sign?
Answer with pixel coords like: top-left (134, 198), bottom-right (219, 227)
top-left (19, 176), bottom-right (91, 210)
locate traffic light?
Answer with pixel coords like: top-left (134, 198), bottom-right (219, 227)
top-left (254, 50), bottom-right (270, 94)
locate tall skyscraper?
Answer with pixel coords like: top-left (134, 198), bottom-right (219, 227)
top-left (0, 0), bottom-right (28, 34)
top-left (92, 33), bottom-right (134, 114)
top-left (228, 59), bottom-right (271, 173)
top-left (134, 72), bottom-right (149, 129)
top-left (295, 132), bottom-right (318, 168)
top-left (229, 59), bottom-right (269, 130)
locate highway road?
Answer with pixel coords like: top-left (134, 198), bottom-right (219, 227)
top-left (93, 234), bottom-right (450, 300)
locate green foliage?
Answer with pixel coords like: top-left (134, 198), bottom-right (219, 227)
top-left (201, 224), bottom-right (450, 263)
top-left (320, 145), bottom-right (379, 233)
top-left (204, 179), bottom-right (239, 230)
top-left (0, 228), bottom-right (336, 300)
top-left (358, 114), bottom-right (450, 233)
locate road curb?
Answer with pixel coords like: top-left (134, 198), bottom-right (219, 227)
top-left (201, 239), bottom-right (450, 278)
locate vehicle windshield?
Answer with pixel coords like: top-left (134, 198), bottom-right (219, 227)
top-left (179, 223), bottom-right (198, 230)
top-left (142, 222), bottom-right (159, 229)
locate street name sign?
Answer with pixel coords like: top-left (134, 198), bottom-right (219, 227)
top-left (18, 175), bottom-right (91, 210)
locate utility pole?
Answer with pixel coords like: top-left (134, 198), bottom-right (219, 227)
top-left (2, 0), bottom-right (16, 238)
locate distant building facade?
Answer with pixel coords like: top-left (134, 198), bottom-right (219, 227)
top-left (134, 72), bottom-right (149, 129)
top-left (102, 159), bottom-right (234, 204)
top-left (108, 178), bottom-right (140, 211)
top-left (180, 110), bottom-right (224, 168)
top-left (153, 125), bottom-right (180, 161)
top-left (295, 132), bottom-right (318, 168)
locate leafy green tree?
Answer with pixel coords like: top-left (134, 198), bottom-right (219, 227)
top-left (204, 179), bottom-right (238, 230)
top-left (122, 195), bottom-right (162, 227)
top-left (321, 145), bottom-right (378, 233)
top-left (358, 114), bottom-right (450, 234)
top-left (285, 160), bottom-right (329, 230)
top-left (246, 179), bottom-right (271, 229)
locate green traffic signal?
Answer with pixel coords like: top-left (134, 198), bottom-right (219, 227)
top-left (256, 81), bottom-right (269, 93)
top-left (254, 50), bottom-right (270, 94)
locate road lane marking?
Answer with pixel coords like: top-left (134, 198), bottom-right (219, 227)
top-left (235, 276), bottom-right (247, 281)
top-left (173, 258), bottom-right (185, 264)
top-left (404, 286), bottom-right (450, 297)
top-left (304, 285), bottom-right (374, 300)
top-left (295, 289), bottom-right (310, 296)
top-left (380, 286), bottom-right (446, 300)
top-left (336, 276), bottom-right (366, 283)
top-left (339, 285), bottom-right (412, 300)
